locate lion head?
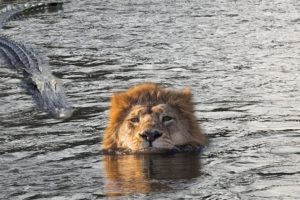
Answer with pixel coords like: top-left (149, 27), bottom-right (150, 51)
top-left (102, 83), bottom-right (206, 152)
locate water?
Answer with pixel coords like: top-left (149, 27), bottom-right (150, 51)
top-left (0, 0), bottom-right (299, 199)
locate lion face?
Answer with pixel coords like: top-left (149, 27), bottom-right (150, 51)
top-left (118, 104), bottom-right (194, 151)
top-left (102, 83), bottom-right (206, 152)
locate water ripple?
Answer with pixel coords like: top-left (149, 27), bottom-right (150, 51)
top-left (0, 0), bottom-right (299, 199)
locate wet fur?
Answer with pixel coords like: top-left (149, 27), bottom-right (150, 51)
top-left (102, 83), bottom-right (206, 152)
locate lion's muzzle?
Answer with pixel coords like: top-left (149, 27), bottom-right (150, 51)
top-left (139, 130), bottom-right (162, 147)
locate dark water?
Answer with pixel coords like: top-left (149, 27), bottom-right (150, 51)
top-left (0, 0), bottom-right (299, 199)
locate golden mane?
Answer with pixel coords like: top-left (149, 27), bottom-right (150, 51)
top-left (102, 83), bottom-right (206, 150)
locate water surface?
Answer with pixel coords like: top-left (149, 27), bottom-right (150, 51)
top-left (0, 0), bottom-right (299, 199)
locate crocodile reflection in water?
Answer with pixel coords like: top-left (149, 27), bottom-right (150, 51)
top-left (0, 1), bottom-right (73, 119)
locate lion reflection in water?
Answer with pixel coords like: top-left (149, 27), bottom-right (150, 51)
top-left (103, 154), bottom-right (201, 196)
top-left (102, 83), bottom-right (206, 152)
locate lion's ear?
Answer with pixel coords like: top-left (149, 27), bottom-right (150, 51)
top-left (181, 87), bottom-right (192, 101)
top-left (168, 87), bottom-right (194, 113)
top-left (111, 91), bottom-right (134, 109)
top-left (110, 92), bottom-right (131, 123)
top-left (111, 92), bottom-right (126, 108)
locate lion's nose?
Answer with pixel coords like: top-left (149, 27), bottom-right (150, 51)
top-left (139, 130), bottom-right (162, 147)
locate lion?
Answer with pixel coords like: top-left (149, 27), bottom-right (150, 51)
top-left (102, 83), bottom-right (206, 153)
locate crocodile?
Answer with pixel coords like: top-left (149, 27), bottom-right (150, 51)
top-left (0, 1), bottom-right (73, 119)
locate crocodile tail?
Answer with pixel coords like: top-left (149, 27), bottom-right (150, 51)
top-left (0, 2), bottom-right (63, 29)
top-left (0, 4), bottom-right (25, 29)
top-left (0, 35), bottom-right (32, 74)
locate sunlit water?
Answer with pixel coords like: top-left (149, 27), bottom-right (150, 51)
top-left (0, 0), bottom-right (299, 199)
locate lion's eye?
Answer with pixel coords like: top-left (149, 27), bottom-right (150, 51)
top-left (162, 116), bottom-right (173, 122)
top-left (130, 117), bottom-right (139, 123)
